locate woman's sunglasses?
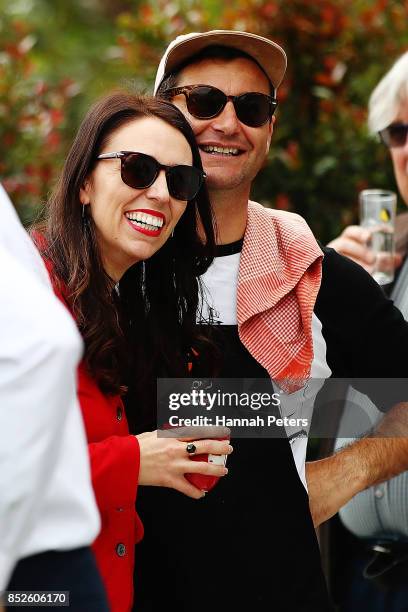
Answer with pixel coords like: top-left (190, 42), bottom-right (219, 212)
top-left (379, 123), bottom-right (408, 148)
top-left (96, 151), bottom-right (206, 201)
top-left (163, 84), bottom-right (277, 128)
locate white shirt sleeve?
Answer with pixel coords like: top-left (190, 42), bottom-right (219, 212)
top-left (0, 188), bottom-right (86, 588)
top-left (0, 184), bottom-right (51, 287)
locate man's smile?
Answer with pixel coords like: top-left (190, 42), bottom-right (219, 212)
top-left (200, 145), bottom-right (242, 156)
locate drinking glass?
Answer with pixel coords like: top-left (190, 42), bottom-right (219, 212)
top-left (359, 189), bottom-right (397, 285)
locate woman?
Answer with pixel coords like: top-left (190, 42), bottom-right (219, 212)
top-left (35, 92), bottom-right (232, 612)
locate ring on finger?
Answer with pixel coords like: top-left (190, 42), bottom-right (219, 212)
top-left (186, 442), bottom-right (197, 455)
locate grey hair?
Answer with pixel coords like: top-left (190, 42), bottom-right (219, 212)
top-left (368, 51), bottom-right (408, 134)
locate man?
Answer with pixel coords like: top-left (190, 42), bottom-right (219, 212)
top-left (321, 52), bottom-right (408, 611)
top-left (130, 32), bottom-right (408, 611)
top-left (0, 184), bottom-right (108, 611)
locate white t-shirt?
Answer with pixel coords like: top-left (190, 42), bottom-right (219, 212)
top-left (0, 185), bottom-right (100, 588)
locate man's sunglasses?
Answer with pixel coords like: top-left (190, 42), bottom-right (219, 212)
top-left (96, 151), bottom-right (205, 201)
top-left (379, 123), bottom-right (408, 148)
top-left (163, 84), bottom-right (277, 128)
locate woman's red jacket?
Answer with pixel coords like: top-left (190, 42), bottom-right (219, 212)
top-left (46, 261), bottom-right (143, 612)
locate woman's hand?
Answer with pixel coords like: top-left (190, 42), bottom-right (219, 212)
top-left (136, 431), bottom-right (233, 499)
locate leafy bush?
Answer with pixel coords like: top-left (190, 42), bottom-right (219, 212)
top-left (2, 0), bottom-right (408, 240)
top-left (116, 0), bottom-right (408, 240)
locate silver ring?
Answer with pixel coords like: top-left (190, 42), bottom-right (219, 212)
top-left (186, 443), bottom-right (197, 455)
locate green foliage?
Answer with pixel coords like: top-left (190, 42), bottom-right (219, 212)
top-left (1, 0), bottom-right (408, 239)
top-left (119, 0), bottom-right (407, 239)
top-left (0, 0), bottom-right (133, 221)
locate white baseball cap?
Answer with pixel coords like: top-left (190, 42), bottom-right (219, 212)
top-left (154, 30), bottom-right (287, 94)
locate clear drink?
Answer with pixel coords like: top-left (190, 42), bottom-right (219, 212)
top-left (359, 189), bottom-right (397, 285)
top-left (368, 227), bottom-right (395, 285)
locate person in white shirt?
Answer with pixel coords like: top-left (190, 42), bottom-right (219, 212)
top-left (0, 184), bottom-right (108, 611)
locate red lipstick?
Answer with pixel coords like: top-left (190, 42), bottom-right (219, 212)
top-left (124, 208), bottom-right (166, 237)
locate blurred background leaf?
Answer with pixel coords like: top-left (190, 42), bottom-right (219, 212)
top-left (1, 0), bottom-right (407, 239)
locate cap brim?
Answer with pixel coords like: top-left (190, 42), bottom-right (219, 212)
top-left (159, 30), bottom-right (287, 91)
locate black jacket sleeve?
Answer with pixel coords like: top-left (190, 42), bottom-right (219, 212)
top-left (315, 246), bottom-right (408, 410)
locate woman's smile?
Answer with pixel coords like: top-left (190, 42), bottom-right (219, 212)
top-left (124, 208), bottom-right (166, 237)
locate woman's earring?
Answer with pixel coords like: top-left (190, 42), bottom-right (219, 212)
top-left (82, 204), bottom-right (85, 219)
top-left (171, 228), bottom-right (174, 238)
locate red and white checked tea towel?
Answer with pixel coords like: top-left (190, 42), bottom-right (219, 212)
top-left (237, 201), bottom-right (323, 392)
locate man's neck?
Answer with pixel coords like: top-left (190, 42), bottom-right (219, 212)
top-left (210, 187), bottom-right (249, 245)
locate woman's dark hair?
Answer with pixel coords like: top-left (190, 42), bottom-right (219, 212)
top-left (34, 92), bottom-right (216, 430)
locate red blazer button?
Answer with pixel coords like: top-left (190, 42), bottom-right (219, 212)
top-left (116, 543), bottom-right (126, 557)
